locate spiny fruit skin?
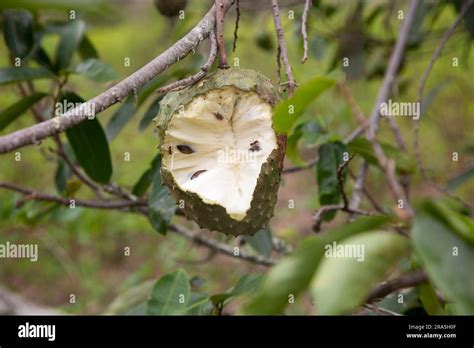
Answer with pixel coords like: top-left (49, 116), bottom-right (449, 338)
top-left (155, 68), bottom-right (285, 237)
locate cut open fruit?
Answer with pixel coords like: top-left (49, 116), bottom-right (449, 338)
top-left (162, 87), bottom-right (277, 220)
top-left (156, 69), bottom-right (284, 236)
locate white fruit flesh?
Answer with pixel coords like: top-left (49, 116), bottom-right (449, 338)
top-left (162, 87), bottom-right (278, 220)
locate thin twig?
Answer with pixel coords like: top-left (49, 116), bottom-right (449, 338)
top-left (270, 0), bottom-right (297, 96)
top-left (232, 0), bottom-right (240, 52)
top-left (215, 0), bottom-right (230, 68)
top-left (282, 158), bottom-right (318, 174)
top-left (0, 181), bottom-right (275, 266)
top-left (367, 270), bottom-right (428, 302)
top-left (414, 0), bottom-right (473, 180)
top-left (0, 182), bottom-right (144, 210)
top-left (169, 224), bottom-right (276, 266)
top-left (340, 83), bottom-right (414, 219)
top-left (348, 0), bottom-right (419, 210)
top-left (156, 31), bottom-right (217, 94)
top-left (312, 155), bottom-right (380, 232)
top-left (363, 303), bottom-right (403, 316)
top-left (301, 0), bottom-right (311, 63)
top-left (0, 0), bottom-right (235, 154)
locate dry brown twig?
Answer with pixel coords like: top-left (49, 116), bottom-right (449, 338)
top-left (301, 0), bottom-right (311, 63)
top-left (348, 0), bottom-right (419, 211)
top-left (232, 0), bottom-right (240, 52)
top-left (270, 0), bottom-right (297, 96)
top-left (215, 0), bottom-right (230, 68)
top-left (0, 182), bottom-right (275, 266)
top-left (339, 83), bottom-right (414, 219)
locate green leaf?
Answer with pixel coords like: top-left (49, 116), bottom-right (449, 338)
top-left (310, 231), bottom-right (410, 314)
top-left (412, 212), bottom-right (474, 314)
top-left (78, 35), bottom-right (99, 60)
top-left (139, 96), bottom-right (162, 132)
top-left (273, 76), bottom-right (336, 133)
top-left (0, 0), bottom-right (110, 14)
top-left (421, 200), bottom-right (474, 246)
top-left (132, 155), bottom-right (160, 197)
top-left (3, 9), bottom-right (34, 59)
top-left (243, 216), bottom-right (390, 314)
top-left (317, 141), bottom-right (348, 221)
top-left (62, 91), bottom-right (112, 184)
top-left (54, 159), bottom-right (72, 195)
top-left (244, 228), bottom-right (273, 258)
top-left (74, 58), bottom-right (117, 83)
top-left (106, 96), bottom-right (136, 140)
top-left (0, 92), bottom-right (47, 131)
top-left (419, 283), bottom-right (444, 315)
top-left (148, 157), bottom-right (176, 234)
top-left (285, 125), bottom-right (305, 165)
top-left (348, 137), bottom-right (416, 174)
top-left (185, 293), bottom-right (213, 315)
top-left (447, 165), bottom-right (474, 190)
top-left (211, 274), bottom-right (264, 306)
top-left (0, 67), bottom-right (54, 85)
top-left (55, 19), bottom-right (86, 71)
top-left (146, 270), bottom-right (190, 315)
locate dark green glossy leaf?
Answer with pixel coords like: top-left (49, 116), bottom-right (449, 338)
top-left (62, 91), bottom-right (112, 184)
top-left (74, 58), bottom-right (117, 83)
top-left (106, 96), bottom-right (136, 140)
top-left (148, 157), bottom-right (176, 234)
top-left (0, 67), bottom-right (54, 85)
top-left (78, 35), bottom-right (99, 60)
top-left (146, 270), bottom-right (190, 315)
top-left (244, 228), bottom-right (273, 257)
top-left (139, 96), bottom-right (162, 132)
top-left (132, 155), bottom-right (160, 197)
top-left (311, 231), bottom-right (410, 314)
top-left (55, 19), bottom-right (86, 71)
top-left (243, 216), bottom-right (390, 314)
top-left (317, 141), bottom-right (348, 221)
top-left (412, 212), bottom-right (474, 314)
top-left (185, 293), bottom-right (213, 315)
top-left (3, 9), bottom-right (34, 59)
top-left (0, 92), bottom-right (47, 131)
top-left (273, 76), bottom-right (336, 133)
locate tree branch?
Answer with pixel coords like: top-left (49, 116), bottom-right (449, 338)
top-left (366, 270), bottom-right (428, 302)
top-left (156, 31), bottom-right (217, 94)
top-left (340, 83), bottom-right (414, 219)
top-left (0, 181), bottom-right (275, 267)
top-left (270, 0), bottom-right (296, 96)
top-left (301, 0), bottom-right (311, 63)
top-left (232, 0), bottom-right (240, 52)
top-left (0, 0), bottom-right (235, 155)
top-left (0, 182), bottom-right (144, 210)
top-left (215, 0), bottom-right (230, 68)
top-left (348, 0), bottom-right (419, 209)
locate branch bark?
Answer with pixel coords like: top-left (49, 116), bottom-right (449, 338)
top-left (301, 0), bottom-right (311, 63)
top-left (270, 0), bottom-right (296, 96)
top-left (0, 0), bottom-right (234, 155)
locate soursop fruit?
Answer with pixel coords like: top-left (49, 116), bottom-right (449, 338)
top-left (155, 68), bottom-right (285, 236)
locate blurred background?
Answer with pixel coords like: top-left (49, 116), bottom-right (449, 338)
top-left (0, 0), bottom-right (473, 314)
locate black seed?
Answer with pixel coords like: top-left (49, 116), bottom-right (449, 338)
top-left (168, 146), bottom-right (172, 155)
top-left (214, 112), bottom-right (224, 120)
top-left (190, 169), bottom-right (207, 180)
top-left (249, 140), bottom-right (261, 152)
top-left (177, 144), bottom-right (194, 154)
